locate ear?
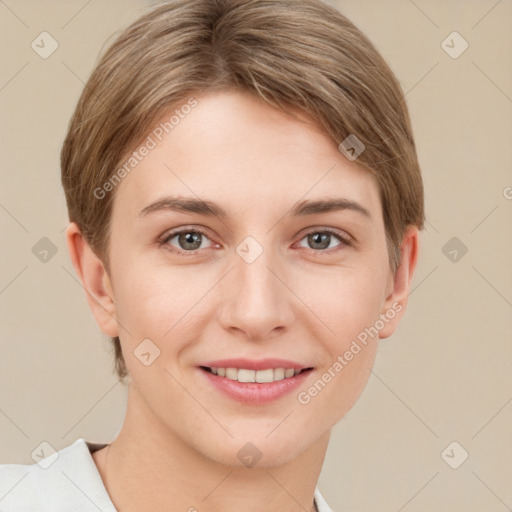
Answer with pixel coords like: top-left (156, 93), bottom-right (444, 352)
top-left (65, 222), bottom-right (119, 338)
top-left (378, 225), bottom-right (420, 340)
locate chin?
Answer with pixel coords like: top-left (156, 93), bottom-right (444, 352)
top-left (202, 429), bottom-right (312, 469)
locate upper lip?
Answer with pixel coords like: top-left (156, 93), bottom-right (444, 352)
top-left (198, 358), bottom-right (313, 371)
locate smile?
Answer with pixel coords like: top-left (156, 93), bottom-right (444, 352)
top-left (200, 366), bottom-right (312, 383)
top-left (198, 365), bottom-right (314, 404)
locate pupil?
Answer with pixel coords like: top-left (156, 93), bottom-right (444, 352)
top-left (310, 232), bottom-right (329, 249)
top-left (180, 232), bottom-right (201, 250)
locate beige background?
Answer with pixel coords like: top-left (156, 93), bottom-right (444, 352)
top-left (1, 1), bottom-right (511, 511)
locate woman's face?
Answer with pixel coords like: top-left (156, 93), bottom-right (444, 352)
top-left (93, 89), bottom-right (415, 466)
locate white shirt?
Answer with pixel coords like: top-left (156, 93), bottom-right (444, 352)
top-left (0, 438), bottom-right (333, 511)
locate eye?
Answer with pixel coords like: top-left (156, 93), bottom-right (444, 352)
top-left (158, 226), bottom-right (353, 256)
top-left (297, 228), bottom-right (353, 252)
top-left (159, 228), bottom-right (216, 255)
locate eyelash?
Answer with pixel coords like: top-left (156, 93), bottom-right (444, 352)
top-left (158, 226), bottom-right (354, 256)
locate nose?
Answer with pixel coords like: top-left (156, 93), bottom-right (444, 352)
top-left (216, 241), bottom-right (295, 342)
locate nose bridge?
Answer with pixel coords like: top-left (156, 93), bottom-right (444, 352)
top-left (219, 234), bottom-right (294, 339)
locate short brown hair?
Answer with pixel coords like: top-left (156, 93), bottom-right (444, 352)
top-left (61, 0), bottom-right (425, 382)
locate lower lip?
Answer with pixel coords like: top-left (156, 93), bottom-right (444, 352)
top-left (198, 367), bottom-right (313, 404)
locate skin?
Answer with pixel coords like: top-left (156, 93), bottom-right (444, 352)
top-left (66, 88), bottom-right (419, 512)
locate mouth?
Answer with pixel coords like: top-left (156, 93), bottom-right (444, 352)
top-left (199, 366), bottom-right (314, 383)
top-left (197, 364), bottom-right (315, 404)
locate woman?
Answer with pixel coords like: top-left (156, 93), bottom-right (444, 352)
top-left (0, 0), bottom-right (424, 510)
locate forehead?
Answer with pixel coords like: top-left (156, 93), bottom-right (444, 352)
top-left (112, 89), bottom-right (382, 223)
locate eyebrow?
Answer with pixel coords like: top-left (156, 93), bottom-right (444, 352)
top-left (138, 196), bottom-right (371, 220)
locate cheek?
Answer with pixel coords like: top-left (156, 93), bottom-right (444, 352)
top-left (319, 342), bottom-right (378, 427)
top-left (292, 265), bottom-right (385, 416)
top-left (296, 281), bottom-right (382, 426)
top-left (112, 258), bottom-right (213, 349)
top-left (297, 263), bottom-right (387, 341)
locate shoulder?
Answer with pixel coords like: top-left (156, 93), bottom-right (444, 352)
top-left (0, 459), bottom-right (41, 511)
top-left (0, 439), bottom-right (116, 512)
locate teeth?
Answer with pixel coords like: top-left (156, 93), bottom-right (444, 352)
top-left (273, 368), bottom-right (285, 381)
top-left (226, 368), bottom-right (238, 380)
top-left (238, 369), bottom-right (256, 382)
top-left (208, 367), bottom-right (305, 383)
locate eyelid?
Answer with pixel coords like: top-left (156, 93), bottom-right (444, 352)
top-left (158, 225), bottom-right (216, 255)
top-left (298, 226), bottom-right (354, 244)
top-left (158, 225), bottom-right (354, 255)
top-left (294, 227), bottom-right (354, 253)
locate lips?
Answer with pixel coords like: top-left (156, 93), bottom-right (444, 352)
top-left (196, 358), bottom-right (315, 404)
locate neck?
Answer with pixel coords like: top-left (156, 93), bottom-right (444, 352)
top-left (99, 384), bottom-right (329, 512)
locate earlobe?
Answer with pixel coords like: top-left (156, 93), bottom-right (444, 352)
top-left (378, 225), bottom-right (420, 340)
top-left (65, 222), bottom-right (119, 338)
